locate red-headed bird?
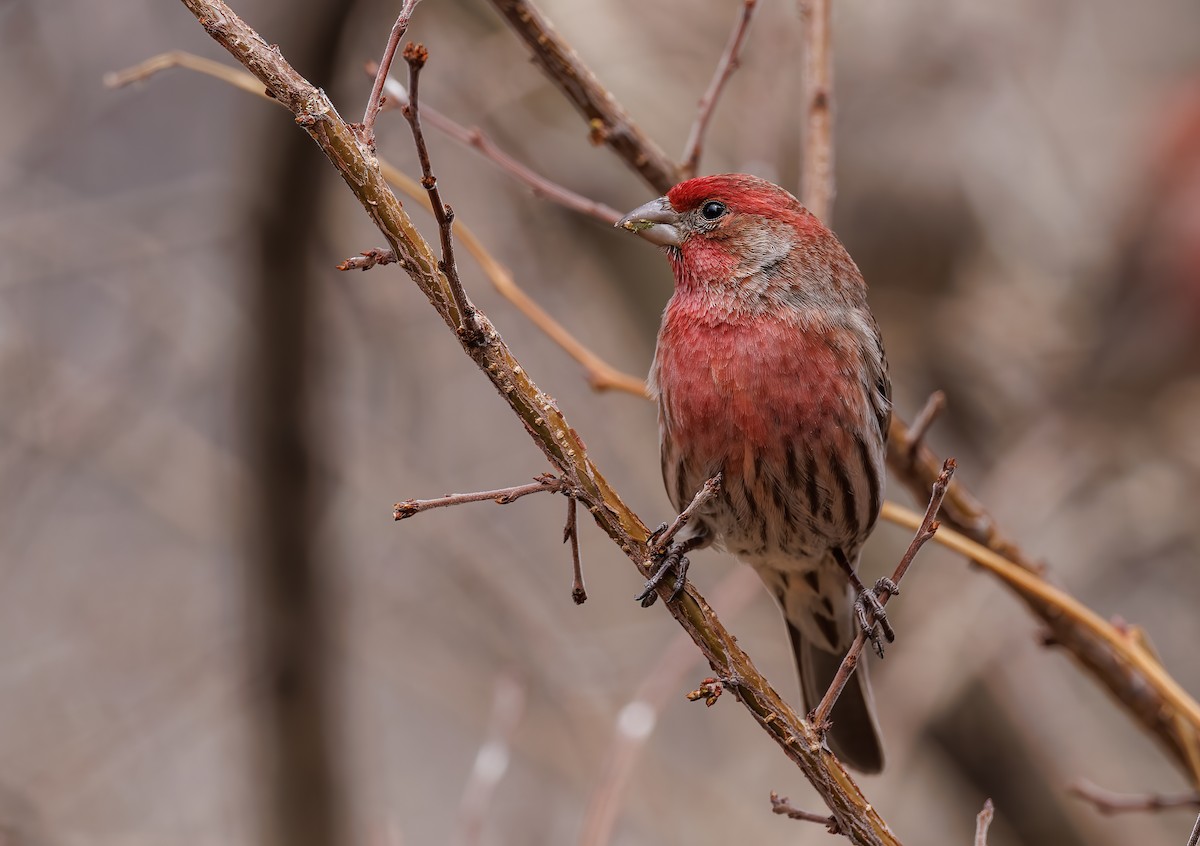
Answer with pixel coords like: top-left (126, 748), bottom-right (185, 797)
top-left (618, 174), bottom-right (892, 772)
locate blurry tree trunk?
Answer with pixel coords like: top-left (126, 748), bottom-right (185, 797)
top-left (243, 3), bottom-right (355, 846)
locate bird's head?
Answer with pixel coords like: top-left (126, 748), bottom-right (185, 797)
top-left (617, 173), bottom-right (860, 307)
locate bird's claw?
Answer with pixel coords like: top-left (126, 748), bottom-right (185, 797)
top-left (854, 577), bottom-right (898, 657)
top-left (635, 542), bottom-right (691, 607)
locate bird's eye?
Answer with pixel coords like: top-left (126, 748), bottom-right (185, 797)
top-left (700, 201), bottom-right (727, 221)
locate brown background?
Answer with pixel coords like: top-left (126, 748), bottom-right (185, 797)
top-left (3, 0), bottom-right (1200, 844)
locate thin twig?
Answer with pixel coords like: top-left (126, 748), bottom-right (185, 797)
top-left (1188, 813), bottom-right (1200, 846)
top-left (905, 390), bottom-right (946, 459)
top-left (400, 43), bottom-right (483, 343)
top-left (679, 0), bottom-right (758, 179)
top-left (360, 0), bottom-right (422, 148)
top-left (769, 792), bottom-right (840, 832)
top-left (810, 460), bottom-right (954, 730)
top-left (485, 0), bottom-right (679, 193)
top-left (371, 67), bottom-right (622, 224)
top-left (393, 474), bottom-right (565, 520)
top-left (564, 495), bottom-right (587, 604)
top-left (452, 675), bottom-right (525, 846)
top-left (797, 0), bottom-right (834, 221)
top-left (1068, 780), bottom-right (1200, 816)
top-left (974, 799), bottom-right (995, 846)
top-left (648, 473), bottom-right (722, 559)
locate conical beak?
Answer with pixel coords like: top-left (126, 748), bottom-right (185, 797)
top-left (615, 196), bottom-right (684, 247)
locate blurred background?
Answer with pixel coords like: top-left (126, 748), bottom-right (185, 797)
top-left (4, 0), bottom-right (1200, 844)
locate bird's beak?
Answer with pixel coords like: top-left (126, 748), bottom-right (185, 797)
top-left (616, 196), bottom-right (684, 247)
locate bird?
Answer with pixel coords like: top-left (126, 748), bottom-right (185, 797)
top-left (616, 173), bottom-right (893, 772)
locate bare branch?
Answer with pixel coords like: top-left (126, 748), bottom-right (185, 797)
top-left (393, 474), bottom-right (566, 520)
top-left (360, 0), bottom-right (422, 147)
top-left (1068, 780), bottom-right (1200, 815)
top-left (810, 460), bottom-right (953, 729)
top-left (400, 42), bottom-right (483, 343)
top-left (372, 67), bottom-right (622, 224)
top-left (1189, 813), bottom-right (1200, 846)
top-left (680, 0), bottom-right (758, 179)
top-left (484, 0), bottom-right (679, 194)
top-left (648, 473), bottom-right (722, 556)
top-left (797, 0), bottom-right (834, 220)
top-left (974, 799), bottom-right (995, 846)
top-left (770, 792), bottom-right (840, 832)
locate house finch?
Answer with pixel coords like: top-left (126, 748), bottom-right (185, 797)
top-left (617, 174), bottom-right (892, 772)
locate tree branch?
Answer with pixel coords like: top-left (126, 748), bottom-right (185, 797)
top-left (484, 0), bottom-right (679, 194)
top-left (393, 473), bottom-right (566, 520)
top-left (399, 42), bottom-right (482, 343)
top-left (797, 0), bottom-right (834, 221)
top-left (172, 2), bottom-right (902, 842)
top-left (680, 0), bottom-right (758, 179)
top-left (360, 0), bottom-right (422, 147)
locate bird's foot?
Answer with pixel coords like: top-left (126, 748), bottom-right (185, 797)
top-left (635, 542), bottom-right (692, 607)
top-left (854, 577), bottom-right (899, 657)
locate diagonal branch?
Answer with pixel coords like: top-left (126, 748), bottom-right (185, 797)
top-left (172, 2), bottom-right (902, 842)
top-left (484, 0), bottom-right (679, 194)
top-left (680, 0), bottom-right (759, 179)
top-left (810, 460), bottom-right (953, 730)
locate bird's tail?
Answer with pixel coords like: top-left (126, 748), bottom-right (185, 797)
top-left (788, 620), bottom-right (885, 773)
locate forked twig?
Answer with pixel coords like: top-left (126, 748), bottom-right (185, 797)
top-left (680, 0), bottom-right (759, 179)
top-left (360, 0), bottom-right (422, 147)
top-left (810, 459), bottom-right (955, 730)
top-left (646, 474), bottom-right (722, 560)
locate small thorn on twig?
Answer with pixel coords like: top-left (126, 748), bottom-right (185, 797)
top-left (686, 677), bottom-right (724, 707)
top-left (769, 792), bottom-right (840, 832)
